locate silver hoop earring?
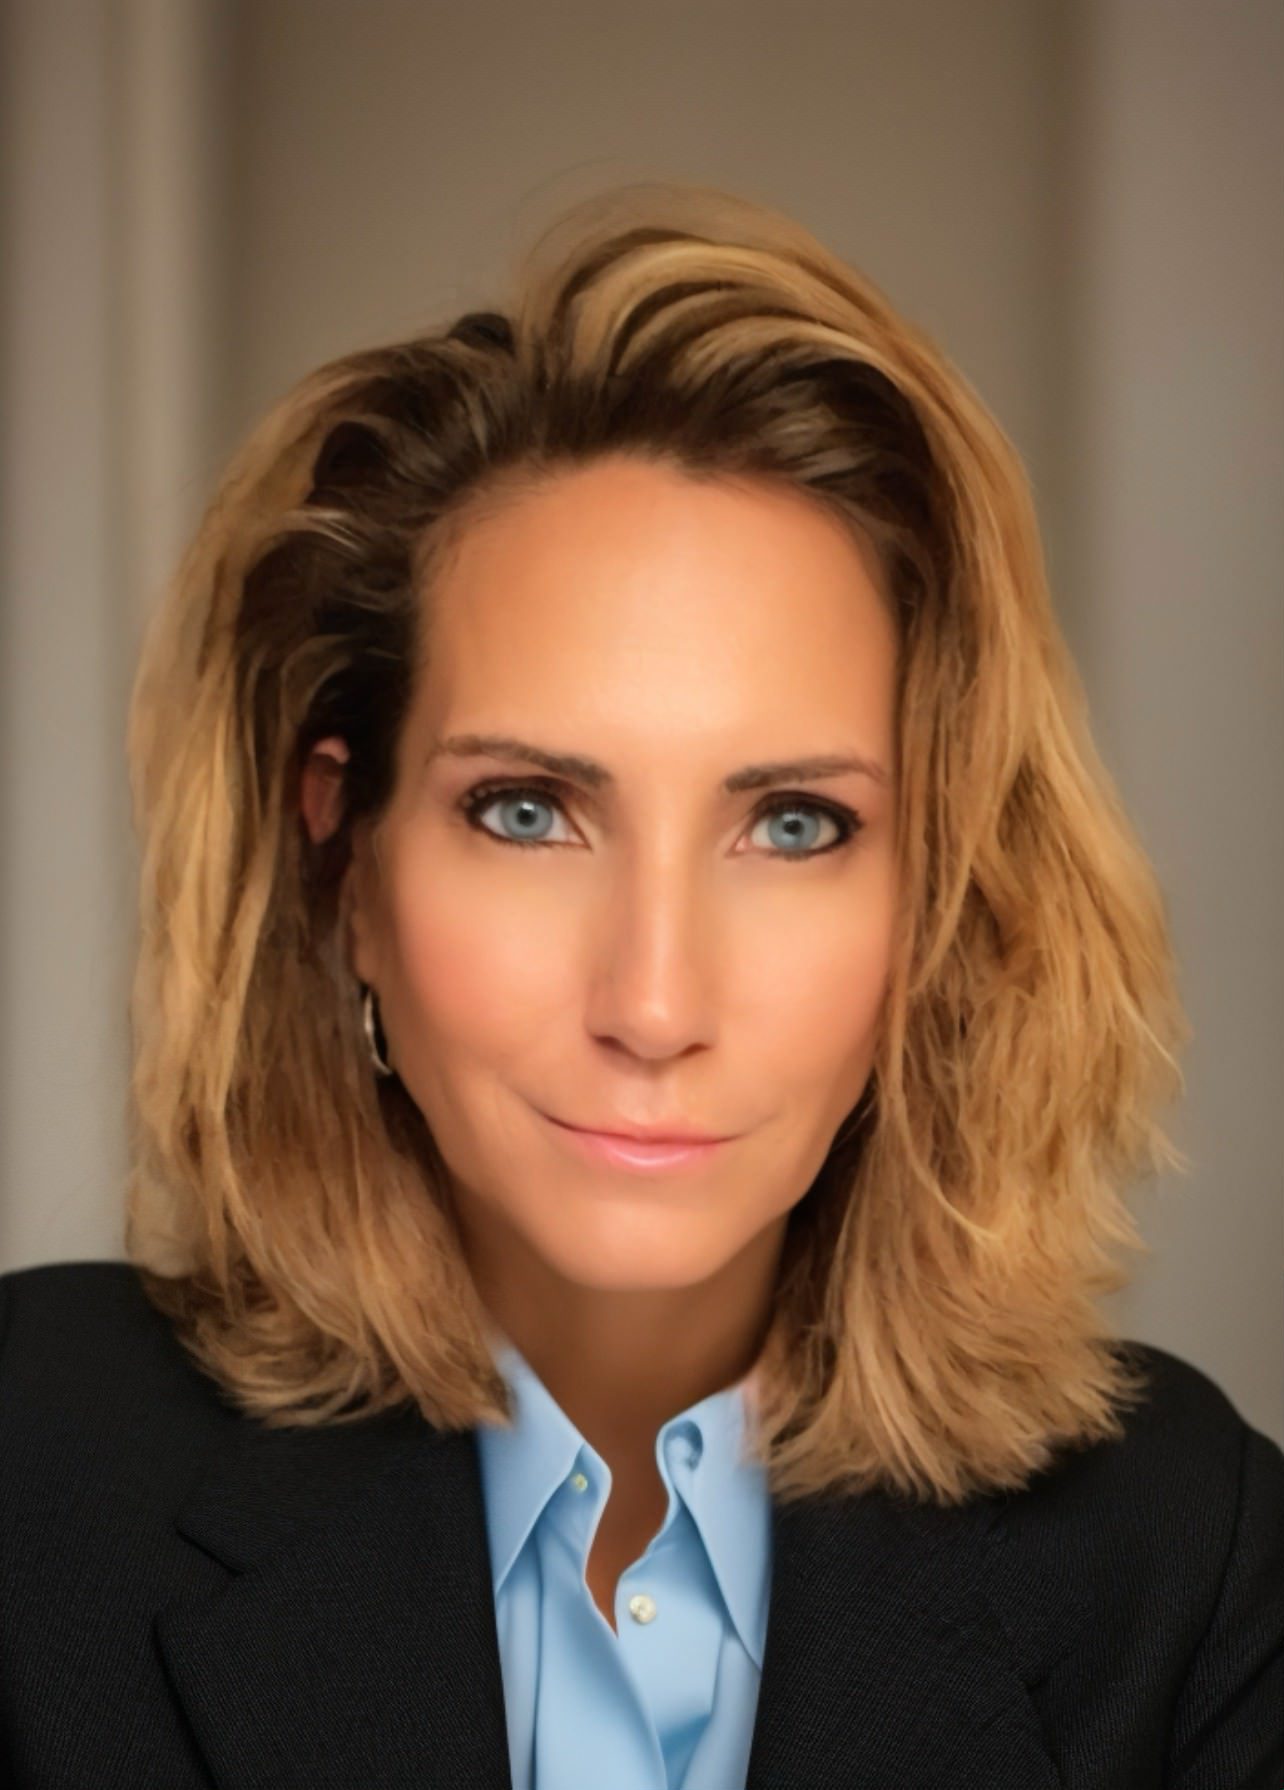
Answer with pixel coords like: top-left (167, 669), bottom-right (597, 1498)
top-left (362, 983), bottom-right (395, 1078)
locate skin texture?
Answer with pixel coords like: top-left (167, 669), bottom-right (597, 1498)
top-left (300, 453), bottom-right (899, 1630)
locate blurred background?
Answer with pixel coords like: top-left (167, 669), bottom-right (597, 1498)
top-left (1, 0), bottom-right (1280, 1443)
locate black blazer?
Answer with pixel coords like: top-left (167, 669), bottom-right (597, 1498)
top-left (1, 1260), bottom-right (1280, 1790)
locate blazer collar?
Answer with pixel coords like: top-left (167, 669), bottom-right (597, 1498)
top-left (156, 1401), bottom-right (1083, 1789)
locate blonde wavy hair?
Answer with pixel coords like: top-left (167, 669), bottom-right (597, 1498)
top-left (125, 180), bottom-right (1190, 1507)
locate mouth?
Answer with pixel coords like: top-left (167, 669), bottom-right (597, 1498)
top-left (534, 1109), bottom-right (735, 1173)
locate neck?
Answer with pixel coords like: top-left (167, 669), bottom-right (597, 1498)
top-left (460, 1205), bottom-right (786, 1466)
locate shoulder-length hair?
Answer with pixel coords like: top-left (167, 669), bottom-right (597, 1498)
top-left (125, 180), bottom-right (1188, 1507)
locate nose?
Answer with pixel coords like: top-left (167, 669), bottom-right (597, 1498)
top-left (583, 855), bottom-right (718, 1061)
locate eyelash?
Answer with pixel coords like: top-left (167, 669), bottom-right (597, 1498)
top-left (457, 776), bottom-right (865, 862)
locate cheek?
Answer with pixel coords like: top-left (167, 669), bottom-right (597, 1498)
top-left (745, 878), bottom-right (895, 1105)
top-left (381, 840), bottom-right (568, 1059)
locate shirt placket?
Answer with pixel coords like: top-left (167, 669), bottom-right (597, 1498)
top-left (532, 1445), bottom-right (666, 1790)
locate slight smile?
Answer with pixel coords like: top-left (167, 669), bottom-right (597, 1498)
top-left (534, 1110), bottom-right (735, 1173)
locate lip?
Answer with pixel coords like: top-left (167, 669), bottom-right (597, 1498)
top-left (536, 1110), bottom-right (734, 1172)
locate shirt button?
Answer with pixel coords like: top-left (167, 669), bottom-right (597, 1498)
top-left (627, 1593), bottom-right (657, 1625)
top-left (569, 1471), bottom-right (589, 1492)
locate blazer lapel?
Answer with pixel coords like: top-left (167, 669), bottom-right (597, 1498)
top-left (155, 1407), bottom-right (514, 1790)
top-left (157, 1404), bottom-right (1079, 1789)
top-left (745, 1479), bottom-right (1077, 1787)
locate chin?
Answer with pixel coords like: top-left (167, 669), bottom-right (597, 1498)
top-left (526, 1208), bottom-right (743, 1293)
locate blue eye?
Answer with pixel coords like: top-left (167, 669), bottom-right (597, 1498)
top-left (463, 785), bottom-right (571, 846)
top-left (752, 804), bottom-right (846, 855)
top-left (459, 779), bottom-right (864, 860)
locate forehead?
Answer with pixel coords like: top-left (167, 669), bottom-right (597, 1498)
top-left (410, 455), bottom-right (897, 755)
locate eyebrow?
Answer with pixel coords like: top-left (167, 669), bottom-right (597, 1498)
top-left (424, 732), bottom-right (890, 793)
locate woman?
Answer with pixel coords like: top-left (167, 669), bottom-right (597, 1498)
top-left (0, 182), bottom-right (1279, 1790)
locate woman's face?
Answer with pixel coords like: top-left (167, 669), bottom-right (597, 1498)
top-left (341, 454), bottom-right (899, 1294)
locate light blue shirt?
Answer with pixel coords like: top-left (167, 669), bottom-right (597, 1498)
top-left (474, 1331), bottom-right (773, 1790)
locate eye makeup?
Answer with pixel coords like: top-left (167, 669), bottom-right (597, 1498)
top-left (456, 775), bottom-right (865, 863)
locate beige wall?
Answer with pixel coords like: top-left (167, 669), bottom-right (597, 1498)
top-left (1068, 0), bottom-right (1283, 1434)
top-left (2, 0), bottom-right (1279, 1441)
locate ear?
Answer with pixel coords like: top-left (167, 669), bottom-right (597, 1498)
top-left (300, 738), bottom-right (383, 986)
top-left (300, 736), bottom-right (350, 845)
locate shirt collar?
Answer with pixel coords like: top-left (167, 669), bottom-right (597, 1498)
top-left (474, 1325), bottom-right (772, 1669)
